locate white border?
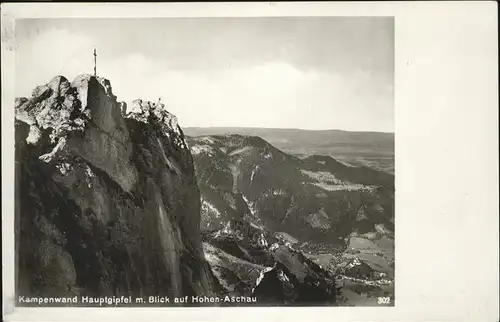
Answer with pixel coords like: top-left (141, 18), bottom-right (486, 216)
top-left (2, 2), bottom-right (499, 322)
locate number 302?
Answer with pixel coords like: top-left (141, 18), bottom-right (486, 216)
top-left (377, 297), bottom-right (391, 304)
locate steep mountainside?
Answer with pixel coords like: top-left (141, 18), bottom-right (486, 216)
top-left (184, 127), bottom-right (395, 174)
top-left (188, 134), bottom-right (395, 305)
top-left (15, 75), bottom-right (220, 303)
top-left (202, 220), bottom-right (340, 306)
top-left (188, 135), bottom-right (394, 243)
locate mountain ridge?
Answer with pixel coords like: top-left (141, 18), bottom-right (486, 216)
top-left (187, 132), bottom-right (394, 305)
top-left (184, 127), bottom-right (394, 175)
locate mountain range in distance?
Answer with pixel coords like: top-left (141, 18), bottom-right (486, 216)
top-left (185, 128), bottom-right (395, 306)
top-left (184, 127), bottom-right (394, 174)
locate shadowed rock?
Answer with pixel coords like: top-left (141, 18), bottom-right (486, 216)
top-left (15, 74), bottom-right (220, 304)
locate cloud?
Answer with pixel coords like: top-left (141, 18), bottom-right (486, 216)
top-left (15, 27), bottom-right (393, 132)
top-left (15, 28), bottom-right (96, 96)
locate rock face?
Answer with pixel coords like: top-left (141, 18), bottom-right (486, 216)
top-left (202, 219), bottom-right (339, 305)
top-left (15, 75), bottom-right (219, 303)
top-left (252, 261), bottom-right (336, 305)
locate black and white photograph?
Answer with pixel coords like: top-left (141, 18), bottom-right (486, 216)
top-left (11, 15), bottom-right (395, 307)
top-left (1, 2), bottom-right (498, 322)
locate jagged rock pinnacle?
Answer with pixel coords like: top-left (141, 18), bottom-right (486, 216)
top-left (15, 73), bottom-right (220, 301)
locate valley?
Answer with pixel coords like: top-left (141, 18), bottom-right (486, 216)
top-left (186, 133), bottom-right (395, 306)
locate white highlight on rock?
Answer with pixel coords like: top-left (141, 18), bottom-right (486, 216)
top-left (85, 164), bottom-right (95, 188)
top-left (346, 257), bottom-right (362, 270)
top-left (278, 270), bottom-right (290, 283)
top-left (305, 209), bottom-right (331, 230)
top-left (125, 99), bottom-right (187, 150)
top-left (262, 188), bottom-right (287, 198)
top-left (257, 233), bottom-right (268, 248)
top-left (229, 146), bottom-right (253, 156)
top-left (55, 162), bottom-right (73, 175)
top-left (250, 165), bottom-right (260, 184)
top-left (269, 243), bottom-right (280, 252)
top-left (263, 151), bottom-right (273, 160)
top-left (191, 144), bottom-right (214, 156)
top-left (300, 169), bottom-right (374, 191)
top-left (26, 126), bottom-right (42, 145)
top-left (201, 199), bottom-right (221, 219)
top-left (242, 195), bottom-right (258, 217)
top-left (252, 266), bottom-right (274, 292)
top-left (196, 136), bottom-right (216, 145)
top-left (300, 169), bottom-right (343, 184)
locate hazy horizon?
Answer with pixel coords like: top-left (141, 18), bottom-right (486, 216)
top-left (183, 126), bottom-right (395, 134)
top-left (15, 17), bottom-right (394, 132)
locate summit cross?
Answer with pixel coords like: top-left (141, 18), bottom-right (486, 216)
top-left (93, 48), bottom-right (97, 77)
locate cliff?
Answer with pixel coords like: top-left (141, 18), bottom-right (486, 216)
top-left (15, 75), bottom-right (219, 303)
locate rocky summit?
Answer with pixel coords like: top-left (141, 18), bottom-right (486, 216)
top-left (15, 75), bottom-right (220, 304)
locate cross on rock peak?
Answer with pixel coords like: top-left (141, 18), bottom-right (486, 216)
top-left (93, 49), bottom-right (97, 77)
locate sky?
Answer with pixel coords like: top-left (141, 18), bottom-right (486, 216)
top-left (14, 17), bottom-right (394, 132)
